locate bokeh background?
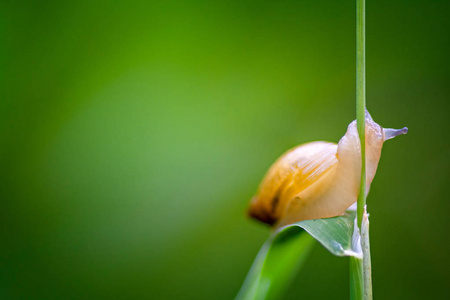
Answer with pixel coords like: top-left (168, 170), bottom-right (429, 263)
top-left (1, 0), bottom-right (449, 299)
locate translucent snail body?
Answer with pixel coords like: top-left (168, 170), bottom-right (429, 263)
top-left (248, 112), bottom-right (407, 228)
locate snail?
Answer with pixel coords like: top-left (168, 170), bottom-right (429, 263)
top-left (248, 111), bottom-right (407, 228)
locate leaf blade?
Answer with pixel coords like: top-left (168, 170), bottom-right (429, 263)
top-left (237, 211), bottom-right (361, 300)
top-left (236, 227), bottom-right (315, 300)
top-left (289, 210), bottom-right (362, 258)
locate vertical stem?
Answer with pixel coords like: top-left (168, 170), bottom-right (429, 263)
top-left (361, 207), bottom-right (373, 300)
top-left (356, 0), bottom-right (366, 229)
top-left (349, 257), bottom-right (364, 300)
top-left (355, 0), bottom-right (373, 299)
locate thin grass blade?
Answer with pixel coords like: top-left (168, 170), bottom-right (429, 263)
top-left (237, 210), bottom-right (361, 300)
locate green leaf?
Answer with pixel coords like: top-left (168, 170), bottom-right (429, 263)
top-left (237, 211), bottom-right (361, 300)
top-left (295, 210), bottom-right (361, 258)
top-left (236, 227), bottom-right (315, 300)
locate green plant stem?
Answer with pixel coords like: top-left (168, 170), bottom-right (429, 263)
top-left (356, 0), bottom-right (366, 229)
top-left (349, 257), bottom-right (364, 300)
top-left (361, 208), bottom-right (373, 300)
top-left (354, 0), bottom-right (373, 299)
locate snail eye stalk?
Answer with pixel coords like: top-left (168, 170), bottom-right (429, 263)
top-left (384, 127), bottom-right (408, 140)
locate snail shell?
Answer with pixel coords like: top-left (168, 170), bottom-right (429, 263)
top-left (248, 111), bottom-right (407, 228)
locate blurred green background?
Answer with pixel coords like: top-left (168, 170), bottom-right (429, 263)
top-left (1, 0), bottom-right (449, 299)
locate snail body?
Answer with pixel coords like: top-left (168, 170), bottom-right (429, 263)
top-left (248, 111), bottom-right (407, 228)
